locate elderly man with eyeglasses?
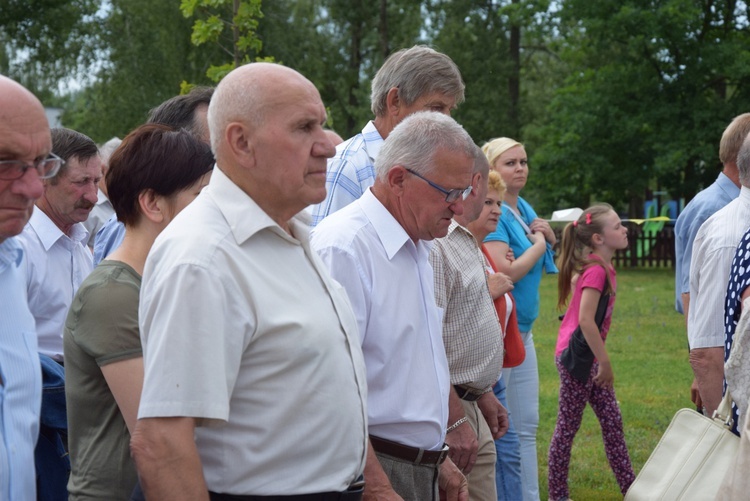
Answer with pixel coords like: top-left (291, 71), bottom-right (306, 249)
top-left (0, 74), bottom-right (59, 500)
top-left (312, 111), bottom-right (476, 501)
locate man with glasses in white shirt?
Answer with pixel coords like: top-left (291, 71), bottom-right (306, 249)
top-left (312, 111), bottom-right (476, 501)
top-left (0, 74), bottom-right (60, 501)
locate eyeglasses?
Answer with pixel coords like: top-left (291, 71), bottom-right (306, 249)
top-left (405, 168), bottom-right (472, 203)
top-left (0, 153), bottom-right (65, 181)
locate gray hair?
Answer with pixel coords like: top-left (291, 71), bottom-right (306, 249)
top-left (473, 145), bottom-right (490, 178)
top-left (370, 45), bottom-right (465, 118)
top-left (375, 111), bottom-right (476, 180)
top-left (99, 137), bottom-right (122, 164)
top-left (207, 64), bottom-right (265, 155)
top-left (737, 132), bottom-right (750, 187)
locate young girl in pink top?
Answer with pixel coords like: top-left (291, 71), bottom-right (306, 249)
top-left (547, 204), bottom-right (635, 501)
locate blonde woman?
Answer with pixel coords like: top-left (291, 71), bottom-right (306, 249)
top-left (482, 138), bottom-right (557, 501)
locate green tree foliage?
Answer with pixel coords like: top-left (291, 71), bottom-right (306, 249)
top-left (427, 0), bottom-right (561, 145)
top-left (260, 0), bottom-right (423, 137)
top-left (529, 0), bottom-right (750, 214)
top-left (180, 0), bottom-right (270, 82)
top-left (0, 0), bottom-right (100, 100)
top-left (63, 0), bottom-right (222, 142)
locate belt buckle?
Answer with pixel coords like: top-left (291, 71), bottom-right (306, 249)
top-left (437, 444), bottom-right (450, 465)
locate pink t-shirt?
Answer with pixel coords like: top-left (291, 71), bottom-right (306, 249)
top-left (555, 261), bottom-right (617, 357)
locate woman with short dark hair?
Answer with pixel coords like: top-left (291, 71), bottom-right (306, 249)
top-left (64, 124), bottom-right (213, 500)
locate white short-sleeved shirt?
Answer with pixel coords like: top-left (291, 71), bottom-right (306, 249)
top-left (688, 187), bottom-right (750, 349)
top-left (311, 187), bottom-right (450, 451)
top-left (138, 167), bottom-right (368, 496)
top-left (16, 207), bottom-right (93, 360)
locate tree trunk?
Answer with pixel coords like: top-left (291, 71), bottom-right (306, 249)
top-left (508, 0), bottom-right (520, 138)
top-left (379, 0), bottom-right (389, 59)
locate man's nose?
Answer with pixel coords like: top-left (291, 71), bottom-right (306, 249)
top-left (13, 168), bottom-right (44, 201)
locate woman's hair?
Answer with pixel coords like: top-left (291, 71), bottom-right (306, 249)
top-left (107, 124), bottom-right (214, 227)
top-left (487, 170), bottom-right (506, 198)
top-left (556, 203), bottom-right (615, 309)
top-left (481, 137), bottom-right (522, 169)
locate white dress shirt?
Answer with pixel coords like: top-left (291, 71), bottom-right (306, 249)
top-left (138, 167), bottom-right (368, 495)
top-left (17, 207), bottom-right (93, 360)
top-left (312, 187), bottom-right (450, 451)
top-left (0, 237), bottom-right (42, 501)
top-left (688, 186), bottom-right (750, 349)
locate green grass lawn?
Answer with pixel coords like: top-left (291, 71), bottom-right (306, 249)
top-left (533, 267), bottom-right (692, 500)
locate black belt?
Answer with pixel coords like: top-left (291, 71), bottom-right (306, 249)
top-left (453, 384), bottom-right (483, 402)
top-left (369, 435), bottom-right (449, 466)
top-left (208, 480), bottom-right (364, 501)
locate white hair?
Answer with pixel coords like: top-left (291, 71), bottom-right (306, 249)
top-left (375, 111), bottom-right (476, 180)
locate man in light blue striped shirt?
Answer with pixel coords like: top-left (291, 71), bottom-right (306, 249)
top-left (310, 45), bottom-right (465, 226)
top-left (0, 74), bottom-right (50, 501)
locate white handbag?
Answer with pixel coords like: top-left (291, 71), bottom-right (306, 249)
top-left (624, 391), bottom-right (739, 501)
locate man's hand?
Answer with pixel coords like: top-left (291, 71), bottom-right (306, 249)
top-left (444, 416), bottom-right (478, 474)
top-left (446, 389), bottom-right (478, 474)
top-left (476, 392), bottom-right (509, 439)
top-left (363, 441), bottom-right (404, 501)
top-left (438, 457), bottom-right (469, 501)
top-left (690, 377), bottom-right (704, 410)
top-left (487, 272), bottom-right (514, 299)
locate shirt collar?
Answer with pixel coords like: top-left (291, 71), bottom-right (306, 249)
top-left (447, 219), bottom-right (476, 242)
top-left (358, 187), bottom-right (430, 260)
top-left (207, 166), bottom-right (308, 246)
top-left (361, 121), bottom-right (385, 165)
top-left (95, 188), bottom-right (111, 207)
top-left (28, 206), bottom-right (89, 251)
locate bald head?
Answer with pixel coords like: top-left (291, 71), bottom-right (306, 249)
top-left (208, 63), bottom-right (314, 157)
top-left (0, 75), bottom-right (49, 242)
top-left (0, 76), bottom-right (49, 137)
top-left (206, 63), bottom-right (334, 229)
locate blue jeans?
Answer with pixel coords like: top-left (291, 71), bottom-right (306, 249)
top-left (503, 331), bottom-right (540, 501)
top-left (493, 376), bottom-right (523, 500)
top-left (35, 355), bottom-right (69, 501)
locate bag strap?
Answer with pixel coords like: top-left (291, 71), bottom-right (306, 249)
top-left (502, 202), bottom-right (532, 235)
top-left (713, 390), bottom-right (735, 429)
top-left (592, 265), bottom-right (611, 328)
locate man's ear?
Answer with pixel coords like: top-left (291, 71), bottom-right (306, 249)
top-left (385, 87), bottom-right (402, 118)
top-left (387, 165), bottom-right (408, 196)
top-left (225, 122), bottom-right (254, 168)
top-left (138, 189), bottom-right (165, 224)
top-left (469, 172), bottom-right (481, 198)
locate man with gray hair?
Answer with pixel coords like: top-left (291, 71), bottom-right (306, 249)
top-left (311, 44), bottom-right (464, 225)
top-left (688, 131), bottom-right (750, 418)
top-left (312, 111), bottom-right (475, 501)
top-left (131, 63), bottom-right (368, 499)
